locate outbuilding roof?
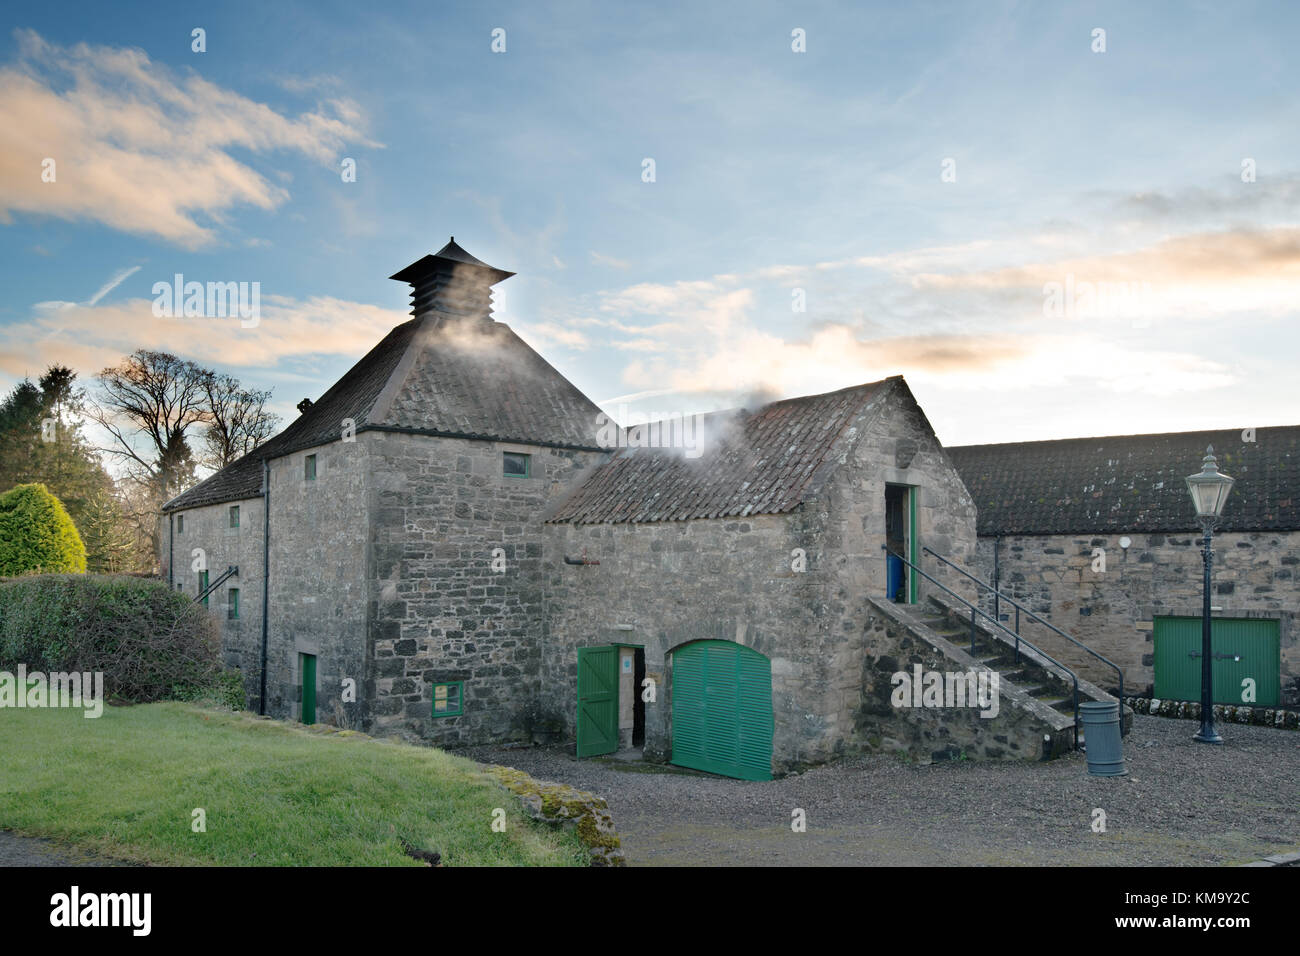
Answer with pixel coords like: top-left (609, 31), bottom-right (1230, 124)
top-left (947, 427), bottom-right (1300, 535)
top-left (547, 379), bottom-right (894, 524)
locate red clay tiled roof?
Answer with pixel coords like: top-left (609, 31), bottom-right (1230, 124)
top-left (548, 380), bottom-right (894, 524)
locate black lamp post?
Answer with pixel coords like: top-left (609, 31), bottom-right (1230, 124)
top-left (1184, 445), bottom-right (1235, 744)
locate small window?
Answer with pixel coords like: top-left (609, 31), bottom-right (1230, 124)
top-left (229, 505), bottom-right (240, 528)
top-left (228, 588), bottom-right (240, 620)
top-left (198, 570), bottom-right (209, 607)
top-left (176, 514), bottom-right (184, 533)
top-left (502, 452), bottom-right (530, 478)
top-left (304, 454), bottom-right (317, 481)
top-left (432, 682), bottom-right (463, 717)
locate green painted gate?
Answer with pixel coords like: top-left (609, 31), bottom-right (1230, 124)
top-left (577, 646), bottom-right (619, 757)
top-left (299, 652), bottom-right (317, 725)
top-left (671, 641), bottom-right (773, 781)
top-left (1153, 616), bottom-right (1280, 707)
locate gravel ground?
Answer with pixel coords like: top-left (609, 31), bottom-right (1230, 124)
top-left (0, 830), bottom-right (122, 867)
top-left (465, 715), bottom-right (1300, 866)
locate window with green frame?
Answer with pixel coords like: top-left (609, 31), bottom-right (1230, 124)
top-left (229, 505), bottom-right (240, 528)
top-left (176, 514), bottom-right (184, 533)
top-left (227, 587), bottom-right (240, 620)
top-left (198, 570), bottom-right (209, 607)
top-left (431, 681), bottom-right (463, 717)
top-left (502, 452), bottom-right (530, 478)
top-left (304, 454), bottom-right (317, 481)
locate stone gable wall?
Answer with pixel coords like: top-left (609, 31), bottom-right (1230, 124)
top-left (822, 384), bottom-right (981, 755)
top-left (364, 431), bottom-right (605, 747)
top-left (264, 438), bottom-right (371, 725)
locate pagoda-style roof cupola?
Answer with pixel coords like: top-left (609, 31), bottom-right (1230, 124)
top-left (389, 238), bottom-right (515, 323)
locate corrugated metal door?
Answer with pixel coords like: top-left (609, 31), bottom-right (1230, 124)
top-left (576, 646), bottom-right (618, 757)
top-left (1153, 616), bottom-right (1280, 707)
top-left (671, 641), bottom-right (773, 781)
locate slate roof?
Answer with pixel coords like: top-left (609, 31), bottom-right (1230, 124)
top-left (547, 379), bottom-right (893, 525)
top-left (163, 319), bottom-right (420, 511)
top-left (164, 314), bottom-right (606, 512)
top-left (382, 318), bottom-right (607, 449)
top-left (947, 427), bottom-right (1300, 535)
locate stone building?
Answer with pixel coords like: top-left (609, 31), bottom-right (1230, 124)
top-left (162, 239), bottom-right (1131, 779)
top-left (163, 240), bottom-right (608, 743)
top-left (541, 377), bottom-right (984, 775)
top-left (949, 431), bottom-right (1300, 708)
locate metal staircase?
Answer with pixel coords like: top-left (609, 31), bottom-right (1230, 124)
top-left (196, 565), bottom-right (238, 604)
top-left (922, 546), bottom-right (1125, 709)
top-left (881, 546), bottom-right (1131, 751)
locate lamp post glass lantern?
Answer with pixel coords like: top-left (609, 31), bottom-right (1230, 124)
top-left (1185, 445), bottom-right (1235, 744)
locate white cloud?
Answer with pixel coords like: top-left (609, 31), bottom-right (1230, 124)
top-left (0, 293), bottom-right (406, 379)
top-left (513, 321), bottom-right (590, 351)
top-left (590, 251), bottom-right (631, 269)
top-left (0, 30), bottom-right (379, 247)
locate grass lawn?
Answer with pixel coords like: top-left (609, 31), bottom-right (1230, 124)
top-left (0, 702), bottom-right (588, 866)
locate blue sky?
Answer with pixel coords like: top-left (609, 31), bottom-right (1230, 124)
top-left (2, 0), bottom-right (1298, 460)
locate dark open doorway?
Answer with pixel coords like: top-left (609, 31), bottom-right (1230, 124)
top-left (632, 648), bottom-right (646, 747)
top-left (885, 484), bottom-right (911, 603)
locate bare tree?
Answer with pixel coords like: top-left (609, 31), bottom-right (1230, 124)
top-left (88, 351), bottom-right (282, 567)
top-left (89, 350), bottom-right (212, 501)
top-left (201, 373), bottom-right (280, 470)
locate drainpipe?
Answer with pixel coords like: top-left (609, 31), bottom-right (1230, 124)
top-left (259, 459), bottom-right (271, 716)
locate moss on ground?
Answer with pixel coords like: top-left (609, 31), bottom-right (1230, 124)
top-left (481, 764), bottom-right (625, 866)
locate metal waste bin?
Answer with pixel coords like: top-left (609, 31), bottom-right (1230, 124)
top-left (1080, 700), bottom-right (1127, 776)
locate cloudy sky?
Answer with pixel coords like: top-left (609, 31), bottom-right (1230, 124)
top-left (2, 0), bottom-right (1297, 454)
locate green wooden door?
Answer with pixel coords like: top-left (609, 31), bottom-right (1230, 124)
top-left (576, 646), bottom-right (618, 757)
top-left (671, 641), bottom-right (773, 781)
top-left (300, 653), bottom-right (317, 725)
top-left (1153, 616), bottom-right (1280, 707)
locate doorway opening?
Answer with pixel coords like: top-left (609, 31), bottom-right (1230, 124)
top-left (632, 647), bottom-right (646, 747)
top-left (885, 483), bottom-right (914, 603)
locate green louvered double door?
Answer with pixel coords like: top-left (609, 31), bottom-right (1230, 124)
top-left (671, 641), bottom-right (773, 781)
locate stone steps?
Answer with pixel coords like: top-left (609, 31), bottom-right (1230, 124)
top-left (868, 596), bottom-right (1080, 760)
top-left (921, 595), bottom-right (1131, 735)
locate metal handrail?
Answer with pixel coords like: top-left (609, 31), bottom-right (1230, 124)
top-left (197, 565), bottom-right (238, 604)
top-left (883, 546), bottom-right (1080, 749)
top-left (922, 546), bottom-right (1124, 706)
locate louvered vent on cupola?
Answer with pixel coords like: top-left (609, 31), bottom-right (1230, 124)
top-left (389, 237), bottom-right (515, 325)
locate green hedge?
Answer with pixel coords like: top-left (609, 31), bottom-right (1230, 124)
top-left (0, 483), bottom-right (87, 575)
top-left (0, 574), bottom-right (232, 703)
